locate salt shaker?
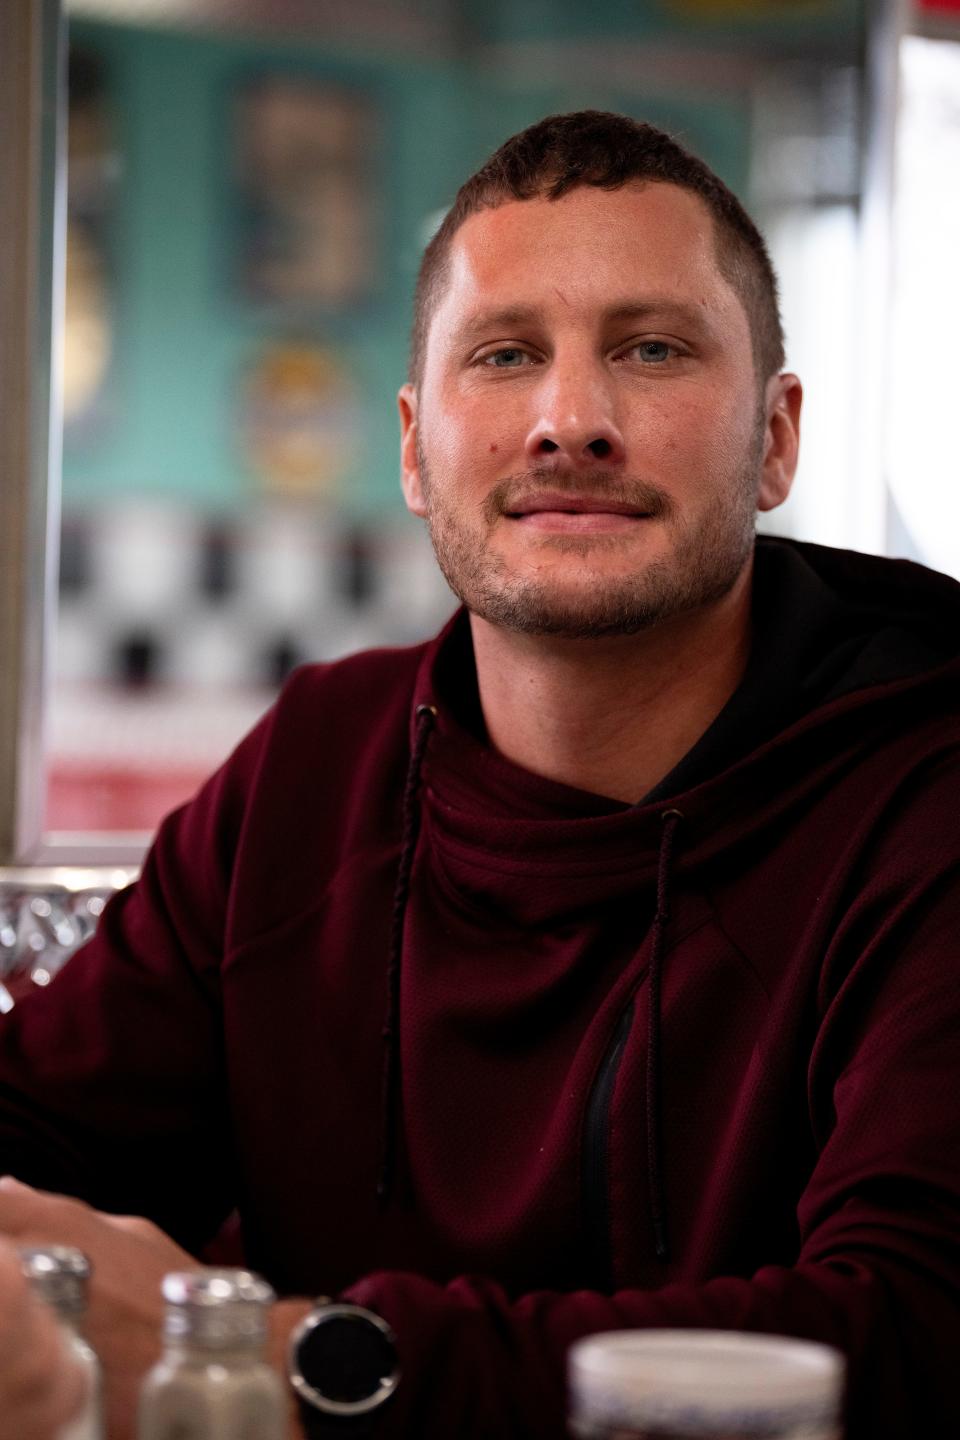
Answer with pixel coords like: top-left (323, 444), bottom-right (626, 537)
top-left (20, 1245), bottom-right (104, 1440)
top-left (137, 1267), bottom-right (286, 1440)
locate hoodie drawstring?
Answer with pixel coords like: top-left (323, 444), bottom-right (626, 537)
top-left (646, 807), bottom-right (683, 1262)
top-left (377, 702), bottom-right (437, 1207)
top-left (377, 710), bottom-right (683, 1268)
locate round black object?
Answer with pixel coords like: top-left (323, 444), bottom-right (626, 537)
top-left (290, 1303), bottom-right (399, 1417)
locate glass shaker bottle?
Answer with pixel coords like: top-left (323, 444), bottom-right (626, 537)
top-left (138, 1267), bottom-right (286, 1440)
top-left (20, 1245), bottom-right (104, 1440)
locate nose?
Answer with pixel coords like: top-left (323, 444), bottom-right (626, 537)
top-left (524, 357), bottom-right (626, 468)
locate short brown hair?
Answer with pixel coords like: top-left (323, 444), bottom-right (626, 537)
top-left (409, 110), bottom-right (785, 386)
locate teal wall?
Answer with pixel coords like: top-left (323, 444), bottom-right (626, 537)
top-left (63, 6), bottom-right (860, 517)
top-left (468, 0), bottom-right (864, 45)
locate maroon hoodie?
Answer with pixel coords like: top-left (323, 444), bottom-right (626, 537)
top-left (1, 537), bottom-right (959, 1438)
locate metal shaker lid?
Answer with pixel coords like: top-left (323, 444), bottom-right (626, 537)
top-left (161, 1268), bottom-right (276, 1348)
top-left (20, 1245), bottom-right (92, 1317)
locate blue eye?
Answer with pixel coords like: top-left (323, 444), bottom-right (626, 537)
top-left (634, 341), bottom-right (672, 363)
top-left (485, 348), bottom-right (528, 367)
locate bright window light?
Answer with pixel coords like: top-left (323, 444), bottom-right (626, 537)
top-left (886, 35), bottom-right (960, 579)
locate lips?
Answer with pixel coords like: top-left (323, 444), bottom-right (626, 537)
top-left (502, 493), bottom-right (656, 536)
top-left (504, 492), bottom-right (652, 519)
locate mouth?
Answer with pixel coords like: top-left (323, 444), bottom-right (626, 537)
top-left (503, 492), bottom-right (655, 533)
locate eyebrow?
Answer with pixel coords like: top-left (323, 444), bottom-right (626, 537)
top-left (453, 306), bottom-right (543, 341)
top-left (452, 299), bottom-right (714, 342)
top-left (605, 301), bottom-right (712, 329)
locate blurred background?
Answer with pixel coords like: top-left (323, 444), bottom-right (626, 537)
top-left (39, 0), bottom-right (960, 843)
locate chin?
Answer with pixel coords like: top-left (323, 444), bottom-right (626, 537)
top-left (457, 553), bottom-right (750, 639)
top-left (464, 585), bottom-right (675, 639)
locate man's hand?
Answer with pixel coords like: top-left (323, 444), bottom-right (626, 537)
top-left (0, 1237), bottom-right (89, 1440)
top-left (0, 1177), bottom-right (194, 1440)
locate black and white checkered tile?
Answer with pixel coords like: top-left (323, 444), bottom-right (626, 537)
top-left (57, 501), bottom-right (457, 691)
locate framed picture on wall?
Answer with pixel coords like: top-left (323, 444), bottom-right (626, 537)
top-left (234, 77), bottom-right (378, 307)
top-left (63, 43), bottom-right (118, 442)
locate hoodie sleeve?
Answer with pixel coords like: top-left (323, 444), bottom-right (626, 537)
top-left (341, 829), bottom-right (960, 1440)
top-left (0, 714), bottom-right (269, 1253)
top-left (346, 1194), bottom-right (956, 1440)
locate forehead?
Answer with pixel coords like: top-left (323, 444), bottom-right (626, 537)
top-left (428, 181), bottom-right (747, 350)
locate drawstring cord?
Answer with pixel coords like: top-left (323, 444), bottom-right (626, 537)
top-left (646, 807), bottom-right (683, 1262)
top-left (377, 703), bottom-right (437, 1207)
top-left (375, 706), bottom-right (684, 1269)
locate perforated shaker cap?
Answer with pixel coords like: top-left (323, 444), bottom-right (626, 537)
top-left (161, 1268), bottom-right (276, 1348)
top-left (568, 1330), bottom-right (845, 1437)
top-left (20, 1246), bottom-right (92, 1318)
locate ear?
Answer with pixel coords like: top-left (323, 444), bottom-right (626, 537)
top-left (757, 372), bottom-right (802, 513)
top-left (398, 383), bottom-right (427, 518)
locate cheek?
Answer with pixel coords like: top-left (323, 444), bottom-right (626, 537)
top-left (628, 394), bottom-right (711, 461)
top-left (430, 392), bottom-right (522, 470)
top-left (639, 390), bottom-right (754, 469)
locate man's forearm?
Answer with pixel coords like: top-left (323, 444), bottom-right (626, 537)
top-left (337, 1253), bottom-right (960, 1440)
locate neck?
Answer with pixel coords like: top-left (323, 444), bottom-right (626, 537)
top-left (470, 565), bottom-right (754, 804)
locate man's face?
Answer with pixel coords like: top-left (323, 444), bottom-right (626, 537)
top-left (399, 182), bottom-right (799, 638)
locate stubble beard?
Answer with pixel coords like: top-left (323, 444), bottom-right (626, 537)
top-left (417, 435), bottom-right (764, 640)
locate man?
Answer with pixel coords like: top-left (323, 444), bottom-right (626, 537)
top-left (0, 111), bottom-right (958, 1439)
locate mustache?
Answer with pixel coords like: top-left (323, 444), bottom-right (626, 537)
top-left (484, 469), bottom-right (673, 522)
